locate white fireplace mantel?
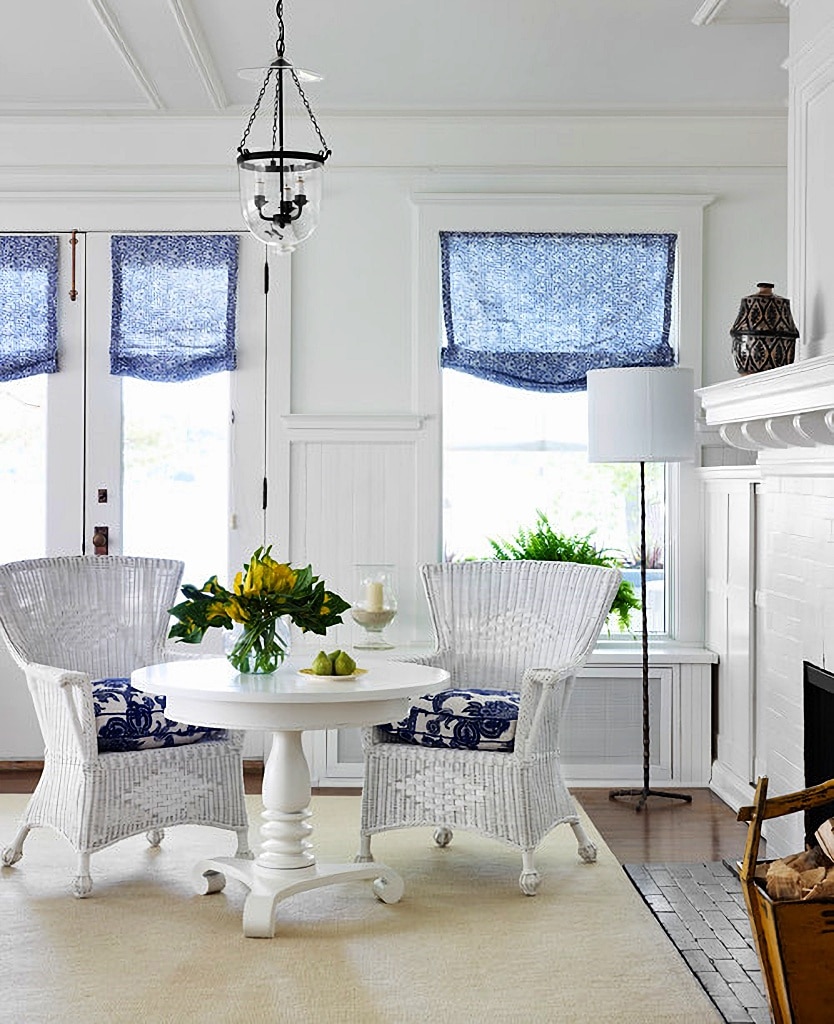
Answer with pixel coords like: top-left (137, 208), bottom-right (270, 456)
top-left (697, 353), bottom-right (834, 452)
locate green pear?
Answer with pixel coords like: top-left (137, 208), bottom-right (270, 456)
top-left (334, 651), bottom-right (356, 676)
top-left (311, 651), bottom-right (332, 675)
top-left (327, 650), bottom-right (341, 671)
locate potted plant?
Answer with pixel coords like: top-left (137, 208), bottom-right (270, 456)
top-left (485, 511), bottom-right (640, 632)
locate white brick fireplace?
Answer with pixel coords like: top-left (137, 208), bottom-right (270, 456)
top-left (699, 353), bottom-right (834, 854)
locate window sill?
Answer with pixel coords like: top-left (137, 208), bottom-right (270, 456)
top-left (587, 640), bottom-right (717, 666)
top-left (380, 638), bottom-right (717, 666)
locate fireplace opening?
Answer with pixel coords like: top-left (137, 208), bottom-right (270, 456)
top-left (804, 661), bottom-right (834, 845)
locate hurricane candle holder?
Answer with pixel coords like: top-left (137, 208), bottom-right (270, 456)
top-left (351, 564), bottom-right (397, 650)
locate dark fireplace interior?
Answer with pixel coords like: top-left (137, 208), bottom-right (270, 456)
top-left (804, 661), bottom-right (834, 845)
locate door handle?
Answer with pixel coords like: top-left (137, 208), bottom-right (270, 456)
top-left (92, 526), bottom-right (109, 556)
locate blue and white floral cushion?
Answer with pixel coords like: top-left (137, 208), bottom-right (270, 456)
top-left (378, 688), bottom-right (520, 751)
top-left (93, 678), bottom-right (227, 753)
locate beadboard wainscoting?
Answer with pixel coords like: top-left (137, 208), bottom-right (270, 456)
top-left (700, 467), bottom-right (760, 813)
top-left (271, 413), bottom-right (439, 652)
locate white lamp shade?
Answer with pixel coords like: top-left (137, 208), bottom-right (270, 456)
top-left (587, 366), bottom-right (695, 463)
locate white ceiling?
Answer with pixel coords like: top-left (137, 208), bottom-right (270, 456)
top-left (2, 0), bottom-right (789, 118)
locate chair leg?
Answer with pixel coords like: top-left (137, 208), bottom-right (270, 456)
top-left (234, 826), bottom-right (254, 860)
top-left (571, 820), bottom-right (598, 863)
top-left (433, 826), bottom-right (453, 847)
top-left (569, 815), bottom-right (598, 864)
top-left (355, 833), bottom-right (374, 863)
top-left (519, 850), bottom-right (540, 896)
top-left (72, 852), bottom-right (93, 899)
top-left (2, 822), bottom-right (31, 866)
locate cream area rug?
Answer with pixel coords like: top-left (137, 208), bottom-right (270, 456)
top-left (0, 794), bottom-right (720, 1024)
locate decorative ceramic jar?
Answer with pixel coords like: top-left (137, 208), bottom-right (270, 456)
top-left (730, 282), bottom-right (799, 375)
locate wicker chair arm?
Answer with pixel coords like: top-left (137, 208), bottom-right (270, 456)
top-left (515, 658), bottom-right (587, 758)
top-left (25, 662), bottom-right (98, 761)
top-left (521, 658), bottom-right (585, 690)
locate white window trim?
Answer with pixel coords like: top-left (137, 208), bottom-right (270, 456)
top-left (412, 192), bottom-right (714, 645)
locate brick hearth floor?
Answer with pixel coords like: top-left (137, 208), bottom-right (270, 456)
top-left (624, 861), bottom-right (771, 1024)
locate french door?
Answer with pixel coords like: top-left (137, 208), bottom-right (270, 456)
top-left (0, 230), bottom-right (273, 603)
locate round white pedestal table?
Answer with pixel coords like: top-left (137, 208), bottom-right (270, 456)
top-left (132, 656), bottom-right (448, 938)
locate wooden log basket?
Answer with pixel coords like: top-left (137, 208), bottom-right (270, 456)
top-left (738, 777), bottom-right (834, 1024)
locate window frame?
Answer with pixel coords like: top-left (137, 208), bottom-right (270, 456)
top-left (413, 192), bottom-right (712, 645)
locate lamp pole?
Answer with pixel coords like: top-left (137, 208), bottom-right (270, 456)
top-left (609, 460), bottom-right (692, 811)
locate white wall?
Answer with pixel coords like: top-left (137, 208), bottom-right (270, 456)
top-left (788, 0), bottom-right (834, 361)
top-left (0, 112), bottom-right (787, 757)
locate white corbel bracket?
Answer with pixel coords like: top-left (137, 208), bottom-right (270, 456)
top-left (719, 410), bottom-right (834, 451)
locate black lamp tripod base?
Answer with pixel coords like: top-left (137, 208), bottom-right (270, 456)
top-left (609, 786), bottom-right (693, 813)
top-left (609, 462), bottom-right (693, 814)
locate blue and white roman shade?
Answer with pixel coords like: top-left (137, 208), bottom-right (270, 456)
top-left (0, 235), bottom-right (59, 382)
top-left (110, 234), bottom-right (239, 382)
top-left (440, 231), bottom-right (677, 392)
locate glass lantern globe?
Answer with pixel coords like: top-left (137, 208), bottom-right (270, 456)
top-left (237, 150), bottom-right (325, 254)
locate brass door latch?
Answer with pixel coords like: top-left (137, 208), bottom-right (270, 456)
top-left (92, 526), bottom-right (108, 556)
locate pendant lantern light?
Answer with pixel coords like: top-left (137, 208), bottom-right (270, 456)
top-left (237, 0), bottom-right (331, 253)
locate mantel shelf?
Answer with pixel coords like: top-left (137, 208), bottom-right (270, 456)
top-left (697, 353), bottom-right (834, 451)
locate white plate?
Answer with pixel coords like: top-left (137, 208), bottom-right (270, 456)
top-left (297, 667), bottom-right (368, 681)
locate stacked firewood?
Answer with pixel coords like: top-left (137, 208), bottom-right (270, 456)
top-left (762, 818), bottom-right (834, 900)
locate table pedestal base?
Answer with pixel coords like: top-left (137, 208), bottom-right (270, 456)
top-left (194, 856), bottom-right (404, 938)
top-left (193, 728), bottom-right (405, 937)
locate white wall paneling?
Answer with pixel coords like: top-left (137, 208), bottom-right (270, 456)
top-left (701, 467), bottom-right (760, 810)
top-left (311, 652), bottom-right (714, 789)
top-left (277, 415), bottom-right (437, 653)
top-left (787, 2), bottom-right (834, 360)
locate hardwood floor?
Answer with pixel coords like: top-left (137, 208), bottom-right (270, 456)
top-left (571, 787), bottom-right (749, 865)
top-left (0, 765), bottom-right (748, 865)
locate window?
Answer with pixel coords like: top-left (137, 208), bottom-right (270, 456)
top-left (442, 372), bottom-right (667, 632)
top-left (415, 194), bottom-right (708, 645)
top-left (440, 230), bottom-right (678, 635)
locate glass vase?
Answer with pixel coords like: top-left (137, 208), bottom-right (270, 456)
top-left (226, 615), bottom-right (291, 674)
top-left (350, 564), bottom-right (397, 650)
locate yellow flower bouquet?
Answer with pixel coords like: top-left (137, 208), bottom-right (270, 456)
top-left (168, 546), bottom-right (351, 674)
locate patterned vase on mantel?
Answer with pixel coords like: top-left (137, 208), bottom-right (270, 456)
top-left (729, 282), bottom-right (799, 375)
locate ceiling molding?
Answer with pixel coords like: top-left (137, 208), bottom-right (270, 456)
top-left (692, 0), bottom-right (729, 26)
top-left (166, 0), bottom-right (228, 111)
top-left (86, 0), bottom-right (163, 110)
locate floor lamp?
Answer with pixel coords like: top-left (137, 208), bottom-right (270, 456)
top-left (586, 366), bottom-right (695, 812)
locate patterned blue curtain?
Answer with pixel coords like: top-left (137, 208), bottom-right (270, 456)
top-left (0, 236), bottom-right (58, 382)
top-left (111, 234), bottom-right (239, 381)
top-left (440, 231), bottom-right (677, 392)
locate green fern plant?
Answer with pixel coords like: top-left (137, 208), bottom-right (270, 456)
top-left (487, 511), bottom-right (640, 632)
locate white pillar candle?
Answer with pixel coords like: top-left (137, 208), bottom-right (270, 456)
top-left (365, 581), bottom-right (384, 612)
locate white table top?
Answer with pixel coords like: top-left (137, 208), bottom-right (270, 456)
top-left (132, 657), bottom-right (450, 733)
top-left (134, 656), bottom-right (447, 704)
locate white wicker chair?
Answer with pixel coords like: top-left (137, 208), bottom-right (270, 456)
top-left (0, 555), bottom-right (251, 897)
top-left (358, 559), bottom-right (621, 895)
